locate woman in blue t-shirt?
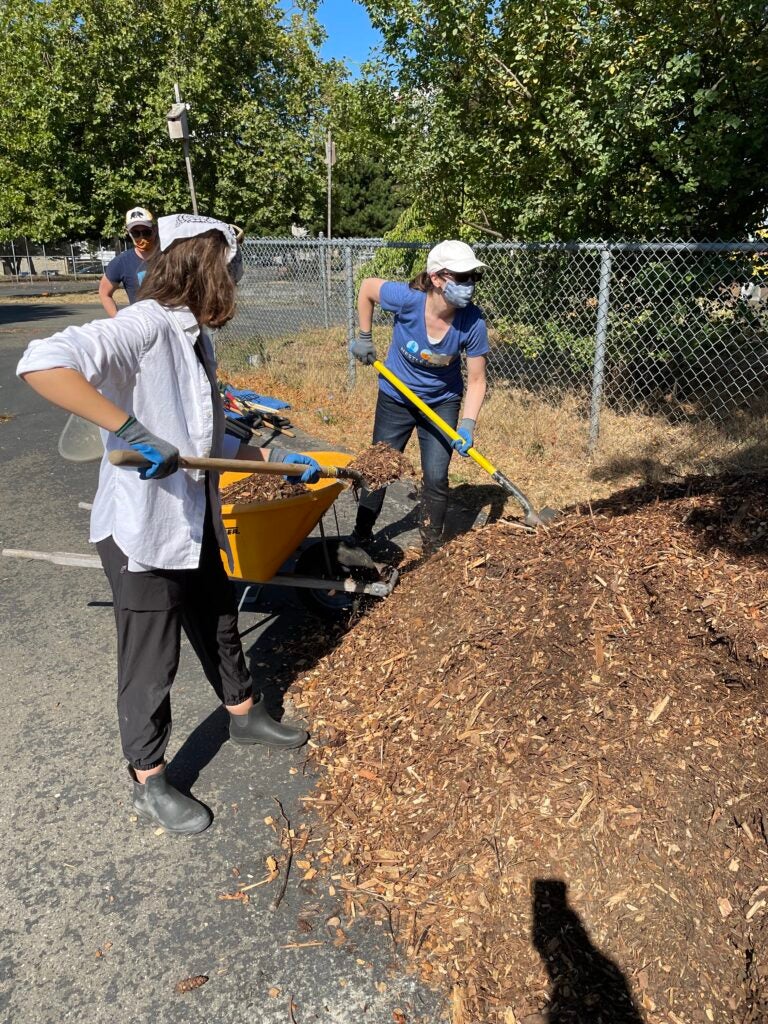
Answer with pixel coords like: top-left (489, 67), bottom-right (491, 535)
top-left (349, 240), bottom-right (490, 552)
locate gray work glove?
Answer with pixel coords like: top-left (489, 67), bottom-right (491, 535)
top-left (115, 416), bottom-right (180, 480)
top-left (349, 330), bottom-right (377, 366)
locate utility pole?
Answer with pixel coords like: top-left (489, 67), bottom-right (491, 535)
top-left (325, 129), bottom-right (336, 239)
top-left (166, 84), bottom-right (198, 214)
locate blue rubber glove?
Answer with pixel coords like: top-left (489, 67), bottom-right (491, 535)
top-left (282, 452), bottom-right (321, 484)
top-left (349, 330), bottom-right (377, 366)
top-left (115, 416), bottom-right (180, 480)
top-left (451, 418), bottom-right (476, 457)
top-left (226, 385), bottom-right (290, 411)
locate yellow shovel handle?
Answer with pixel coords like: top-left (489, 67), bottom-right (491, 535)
top-left (372, 360), bottom-right (498, 475)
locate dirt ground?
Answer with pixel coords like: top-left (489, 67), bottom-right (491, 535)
top-left (284, 474), bottom-right (768, 1023)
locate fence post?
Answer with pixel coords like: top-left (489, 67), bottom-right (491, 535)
top-left (318, 241), bottom-right (329, 329)
top-left (70, 243), bottom-right (78, 280)
top-left (344, 243), bottom-right (356, 388)
top-left (588, 244), bottom-right (613, 453)
top-left (41, 243), bottom-right (50, 283)
top-left (10, 239), bottom-right (18, 281)
top-left (23, 236), bottom-right (34, 277)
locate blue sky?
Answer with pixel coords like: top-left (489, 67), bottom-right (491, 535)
top-left (315, 0), bottom-right (383, 73)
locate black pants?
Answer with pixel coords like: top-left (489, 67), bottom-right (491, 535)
top-left (356, 390), bottom-right (461, 537)
top-left (97, 510), bottom-right (252, 770)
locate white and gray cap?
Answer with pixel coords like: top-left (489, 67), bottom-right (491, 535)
top-left (157, 214), bottom-right (243, 264)
top-left (426, 239), bottom-right (487, 275)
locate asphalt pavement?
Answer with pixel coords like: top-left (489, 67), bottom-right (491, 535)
top-left (0, 302), bottom-right (444, 1024)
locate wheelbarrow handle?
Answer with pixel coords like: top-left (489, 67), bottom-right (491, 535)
top-left (108, 450), bottom-right (363, 484)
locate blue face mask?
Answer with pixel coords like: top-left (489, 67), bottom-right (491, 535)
top-left (442, 279), bottom-right (475, 308)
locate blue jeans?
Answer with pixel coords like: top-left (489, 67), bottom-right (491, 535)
top-left (355, 390), bottom-right (461, 537)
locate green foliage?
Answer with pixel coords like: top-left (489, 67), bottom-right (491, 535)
top-left (0, 0), bottom-right (340, 240)
top-left (357, 0), bottom-right (768, 239)
top-left (358, 204), bottom-right (433, 280)
top-left (487, 249), bottom-right (768, 416)
top-left (326, 155), bottom-right (405, 238)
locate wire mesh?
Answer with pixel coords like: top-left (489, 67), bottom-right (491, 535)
top-left (217, 238), bottom-right (768, 447)
top-left (4, 234), bottom-right (767, 448)
top-left (0, 237), bottom-right (128, 281)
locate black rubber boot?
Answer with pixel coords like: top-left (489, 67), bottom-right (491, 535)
top-left (337, 532), bottom-right (378, 569)
top-left (130, 768), bottom-right (212, 835)
top-left (229, 699), bottom-right (309, 749)
top-left (352, 505), bottom-right (378, 545)
top-left (419, 525), bottom-right (444, 556)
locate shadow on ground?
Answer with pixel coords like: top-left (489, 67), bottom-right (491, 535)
top-left (590, 435), bottom-right (768, 489)
top-left (0, 303), bottom-right (86, 325)
top-left (575, 469), bottom-right (768, 562)
top-left (532, 879), bottom-right (644, 1024)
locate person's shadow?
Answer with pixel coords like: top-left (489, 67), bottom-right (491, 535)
top-left (531, 879), bottom-right (645, 1023)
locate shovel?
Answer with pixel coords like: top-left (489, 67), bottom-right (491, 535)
top-left (108, 450), bottom-right (366, 486)
top-left (371, 360), bottom-right (560, 528)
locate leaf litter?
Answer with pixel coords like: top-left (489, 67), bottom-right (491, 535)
top-left (291, 473), bottom-right (768, 1023)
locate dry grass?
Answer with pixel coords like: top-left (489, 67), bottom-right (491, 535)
top-left (222, 324), bottom-right (768, 513)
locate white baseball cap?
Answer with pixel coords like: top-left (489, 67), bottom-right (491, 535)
top-left (157, 214), bottom-right (240, 263)
top-left (124, 206), bottom-right (155, 230)
top-left (426, 240), bottom-right (487, 275)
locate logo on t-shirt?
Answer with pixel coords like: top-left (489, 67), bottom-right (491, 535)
top-left (420, 350), bottom-right (454, 366)
top-left (137, 270), bottom-right (146, 286)
top-left (406, 340), bottom-right (419, 354)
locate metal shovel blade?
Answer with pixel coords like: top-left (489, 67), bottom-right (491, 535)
top-left (493, 470), bottom-right (561, 528)
top-left (523, 506), bottom-right (561, 528)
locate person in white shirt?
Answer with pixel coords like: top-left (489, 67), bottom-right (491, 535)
top-left (17, 214), bottom-right (320, 836)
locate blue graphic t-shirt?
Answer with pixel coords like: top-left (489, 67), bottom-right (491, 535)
top-left (378, 282), bottom-right (489, 405)
top-left (105, 248), bottom-right (148, 304)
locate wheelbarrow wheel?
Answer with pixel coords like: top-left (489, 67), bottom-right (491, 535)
top-left (293, 539), bottom-right (363, 620)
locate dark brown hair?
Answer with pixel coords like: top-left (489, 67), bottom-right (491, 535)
top-left (138, 230), bottom-right (236, 327)
top-left (408, 269), bottom-right (438, 293)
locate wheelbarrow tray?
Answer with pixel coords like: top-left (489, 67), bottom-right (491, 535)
top-left (219, 450), bottom-right (350, 583)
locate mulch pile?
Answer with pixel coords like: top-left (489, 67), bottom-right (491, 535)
top-left (220, 474), bottom-right (307, 504)
top-left (293, 474), bottom-right (768, 1024)
top-left (346, 442), bottom-right (417, 491)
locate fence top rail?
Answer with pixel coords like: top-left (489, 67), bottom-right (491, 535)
top-left (240, 237), bottom-right (768, 254)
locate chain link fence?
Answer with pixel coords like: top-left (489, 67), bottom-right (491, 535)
top-left (5, 234), bottom-right (767, 451)
top-left (0, 237), bottom-right (129, 281)
top-left (217, 238), bottom-right (768, 450)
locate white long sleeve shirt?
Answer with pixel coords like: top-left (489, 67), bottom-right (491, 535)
top-left (17, 300), bottom-right (240, 571)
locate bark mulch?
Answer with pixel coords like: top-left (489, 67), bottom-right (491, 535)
top-left (291, 473), bottom-right (768, 1024)
top-left (346, 442), bottom-right (417, 491)
top-left (220, 474), bottom-right (307, 503)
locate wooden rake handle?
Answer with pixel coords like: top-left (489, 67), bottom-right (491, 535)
top-left (108, 450), bottom-right (362, 483)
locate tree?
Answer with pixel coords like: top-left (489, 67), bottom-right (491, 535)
top-left (0, 0), bottom-right (341, 240)
top-left (321, 155), bottom-right (403, 237)
top-left (357, 0), bottom-right (768, 239)
top-left (299, 74), bottom-right (410, 237)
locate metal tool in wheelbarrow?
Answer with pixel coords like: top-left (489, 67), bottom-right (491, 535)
top-left (371, 360), bottom-right (560, 528)
top-left (108, 450), bottom-right (366, 486)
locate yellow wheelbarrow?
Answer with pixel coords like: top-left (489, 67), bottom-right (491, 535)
top-left (3, 450), bottom-right (398, 620)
